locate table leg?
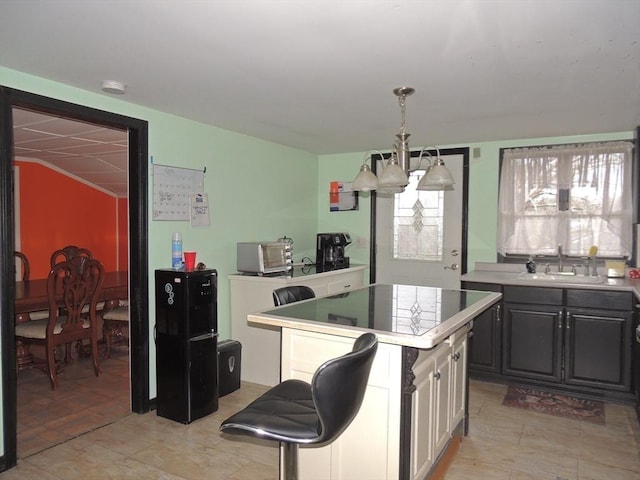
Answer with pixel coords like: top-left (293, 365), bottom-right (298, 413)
top-left (16, 339), bottom-right (34, 370)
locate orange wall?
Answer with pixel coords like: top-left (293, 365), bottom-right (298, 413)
top-left (16, 161), bottom-right (129, 279)
top-left (117, 197), bottom-right (128, 272)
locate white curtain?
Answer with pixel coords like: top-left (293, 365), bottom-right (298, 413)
top-left (497, 141), bottom-right (633, 258)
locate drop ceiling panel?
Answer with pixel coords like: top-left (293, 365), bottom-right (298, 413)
top-left (12, 108), bottom-right (128, 197)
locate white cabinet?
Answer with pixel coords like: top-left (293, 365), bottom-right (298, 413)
top-left (450, 331), bottom-right (467, 429)
top-left (410, 327), bottom-right (468, 479)
top-left (229, 266), bottom-right (367, 386)
top-left (411, 343), bottom-right (450, 479)
top-left (277, 325), bottom-right (469, 480)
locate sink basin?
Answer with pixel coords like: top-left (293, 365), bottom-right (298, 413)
top-left (516, 272), bottom-right (605, 284)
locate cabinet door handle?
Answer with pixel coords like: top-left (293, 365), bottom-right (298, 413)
top-left (558, 310), bottom-right (563, 329)
top-left (496, 303), bottom-right (501, 323)
top-left (565, 311), bottom-right (570, 330)
top-left (453, 352), bottom-right (461, 361)
top-left (343, 284), bottom-right (351, 289)
top-left (433, 371), bottom-right (441, 380)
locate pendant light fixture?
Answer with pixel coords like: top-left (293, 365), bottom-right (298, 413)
top-left (352, 151), bottom-right (381, 192)
top-left (416, 147), bottom-right (455, 191)
top-left (352, 87), bottom-right (455, 193)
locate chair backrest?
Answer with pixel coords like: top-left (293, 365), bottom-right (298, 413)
top-left (14, 251), bottom-right (30, 281)
top-left (50, 245), bottom-right (93, 268)
top-left (273, 285), bottom-right (316, 306)
top-left (311, 333), bottom-right (378, 446)
top-left (48, 256), bottom-right (104, 338)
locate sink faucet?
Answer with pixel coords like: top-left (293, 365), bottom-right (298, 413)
top-left (557, 244), bottom-right (564, 272)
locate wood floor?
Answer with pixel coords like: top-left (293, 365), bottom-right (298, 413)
top-left (16, 345), bottom-right (131, 458)
top-left (9, 353), bottom-right (640, 479)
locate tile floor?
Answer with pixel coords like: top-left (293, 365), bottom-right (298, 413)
top-left (8, 356), bottom-right (640, 479)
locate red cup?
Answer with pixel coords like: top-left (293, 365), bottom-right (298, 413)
top-left (183, 251), bottom-right (197, 271)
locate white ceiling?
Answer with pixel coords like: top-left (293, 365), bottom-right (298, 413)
top-left (1, 0), bottom-right (639, 159)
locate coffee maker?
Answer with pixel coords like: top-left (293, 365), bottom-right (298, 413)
top-left (316, 233), bottom-right (351, 269)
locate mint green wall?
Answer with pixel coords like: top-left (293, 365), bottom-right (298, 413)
top-left (316, 153), bottom-right (373, 275)
top-left (0, 67), bottom-right (318, 441)
top-left (318, 131), bottom-right (633, 275)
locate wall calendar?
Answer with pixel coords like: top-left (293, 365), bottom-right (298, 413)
top-left (152, 163), bottom-right (205, 221)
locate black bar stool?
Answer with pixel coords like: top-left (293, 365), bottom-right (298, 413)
top-left (220, 332), bottom-right (378, 480)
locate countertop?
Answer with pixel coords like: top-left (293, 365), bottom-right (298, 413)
top-left (247, 283), bottom-right (501, 349)
top-left (461, 262), bottom-right (640, 300)
top-left (228, 263), bottom-right (367, 281)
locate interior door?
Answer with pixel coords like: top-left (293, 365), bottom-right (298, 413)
top-left (375, 151), bottom-right (465, 289)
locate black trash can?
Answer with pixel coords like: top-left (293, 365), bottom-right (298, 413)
top-left (218, 340), bottom-right (241, 397)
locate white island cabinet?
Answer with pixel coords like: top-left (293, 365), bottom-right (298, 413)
top-left (249, 284), bottom-right (501, 480)
top-left (229, 265), bottom-right (367, 386)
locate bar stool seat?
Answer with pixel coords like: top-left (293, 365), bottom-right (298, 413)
top-left (272, 285), bottom-right (315, 306)
top-left (220, 332), bottom-right (377, 480)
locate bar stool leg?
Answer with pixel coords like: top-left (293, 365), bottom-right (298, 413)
top-left (283, 442), bottom-right (298, 480)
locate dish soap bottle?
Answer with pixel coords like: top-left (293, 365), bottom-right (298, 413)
top-left (526, 256), bottom-right (536, 274)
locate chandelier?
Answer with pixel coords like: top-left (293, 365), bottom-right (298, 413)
top-left (352, 87), bottom-right (455, 193)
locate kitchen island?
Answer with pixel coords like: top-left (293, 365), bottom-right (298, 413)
top-left (247, 283), bottom-right (501, 480)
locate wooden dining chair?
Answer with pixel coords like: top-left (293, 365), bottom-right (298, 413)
top-left (14, 251), bottom-right (30, 281)
top-left (50, 245), bottom-right (93, 268)
top-left (15, 256), bottom-right (105, 389)
top-left (102, 300), bottom-right (129, 358)
top-left (14, 251), bottom-right (47, 320)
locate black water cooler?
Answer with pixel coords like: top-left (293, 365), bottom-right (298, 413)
top-left (155, 269), bottom-right (219, 424)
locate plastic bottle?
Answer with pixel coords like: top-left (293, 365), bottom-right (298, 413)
top-left (526, 256), bottom-right (536, 274)
top-left (172, 232), bottom-right (183, 270)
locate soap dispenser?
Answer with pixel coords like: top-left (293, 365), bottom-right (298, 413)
top-left (526, 256), bottom-right (536, 274)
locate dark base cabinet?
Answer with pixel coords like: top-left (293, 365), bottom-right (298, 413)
top-left (463, 281), bottom-right (636, 403)
top-left (463, 282), bottom-right (502, 374)
top-left (565, 308), bottom-right (632, 391)
top-left (503, 303), bottom-right (562, 383)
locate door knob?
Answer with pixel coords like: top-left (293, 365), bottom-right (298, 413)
top-left (444, 264), bottom-right (459, 271)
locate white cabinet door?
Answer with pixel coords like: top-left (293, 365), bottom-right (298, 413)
top-left (409, 328), bottom-right (468, 480)
top-left (450, 333), bottom-right (467, 429)
top-left (411, 347), bottom-right (438, 479)
top-left (327, 270), bottom-right (364, 294)
top-left (432, 343), bottom-right (452, 458)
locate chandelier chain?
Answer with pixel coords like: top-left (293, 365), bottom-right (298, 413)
top-left (398, 94), bottom-right (408, 136)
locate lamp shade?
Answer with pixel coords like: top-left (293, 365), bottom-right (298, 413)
top-left (353, 163), bottom-right (378, 192)
top-left (418, 158), bottom-right (455, 189)
top-left (378, 161), bottom-right (408, 188)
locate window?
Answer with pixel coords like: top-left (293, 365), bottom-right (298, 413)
top-left (392, 169), bottom-right (444, 261)
top-left (497, 141), bottom-right (633, 259)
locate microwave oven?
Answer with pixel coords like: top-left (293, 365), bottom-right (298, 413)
top-left (237, 242), bottom-right (292, 275)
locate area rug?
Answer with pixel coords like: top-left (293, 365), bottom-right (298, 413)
top-left (502, 386), bottom-right (605, 425)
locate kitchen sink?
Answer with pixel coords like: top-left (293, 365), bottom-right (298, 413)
top-left (516, 272), bottom-right (605, 284)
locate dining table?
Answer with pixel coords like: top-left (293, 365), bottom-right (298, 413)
top-left (14, 270), bottom-right (129, 368)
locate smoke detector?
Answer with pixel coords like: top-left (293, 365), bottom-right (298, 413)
top-left (101, 80), bottom-right (126, 94)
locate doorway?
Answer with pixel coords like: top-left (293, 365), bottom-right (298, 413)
top-left (0, 86), bottom-right (150, 470)
top-left (370, 147), bottom-right (470, 285)
top-left (13, 107), bottom-right (130, 457)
